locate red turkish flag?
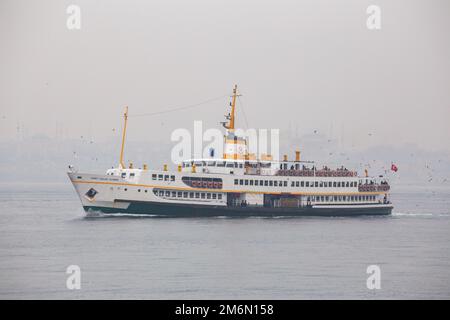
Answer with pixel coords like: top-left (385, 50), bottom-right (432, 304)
top-left (391, 163), bottom-right (398, 172)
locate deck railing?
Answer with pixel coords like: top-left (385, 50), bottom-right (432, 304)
top-left (358, 184), bottom-right (390, 192)
top-left (277, 169), bottom-right (357, 177)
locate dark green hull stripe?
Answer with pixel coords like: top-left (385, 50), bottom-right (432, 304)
top-left (84, 200), bottom-right (392, 217)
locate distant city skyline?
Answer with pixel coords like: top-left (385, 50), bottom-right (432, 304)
top-left (1, 0), bottom-right (450, 153)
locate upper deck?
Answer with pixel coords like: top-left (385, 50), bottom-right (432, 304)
top-left (181, 158), bottom-right (358, 178)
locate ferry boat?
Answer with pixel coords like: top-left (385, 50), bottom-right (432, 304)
top-left (68, 85), bottom-right (393, 217)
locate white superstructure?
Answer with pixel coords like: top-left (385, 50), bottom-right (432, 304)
top-left (68, 85), bottom-right (392, 216)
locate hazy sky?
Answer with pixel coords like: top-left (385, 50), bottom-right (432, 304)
top-left (1, 0), bottom-right (449, 151)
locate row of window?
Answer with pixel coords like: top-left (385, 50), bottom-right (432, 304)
top-left (120, 187), bottom-right (148, 192)
top-left (233, 179), bottom-right (358, 188)
top-left (153, 189), bottom-right (223, 200)
top-left (151, 174), bottom-right (176, 181)
top-left (118, 172), bottom-right (136, 178)
top-left (307, 195), bottom-right (377, 202)
top-left (183, 161), bottom-right (244, 168)
top-left (181, 177), bottom-right (223, 189)
top-left (115, 187), bottom-right (375, 203)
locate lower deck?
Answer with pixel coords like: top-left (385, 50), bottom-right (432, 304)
top-left (84, 200), bottom-right (393, 217)
top-left (70, 172), bottom-right (392, 217)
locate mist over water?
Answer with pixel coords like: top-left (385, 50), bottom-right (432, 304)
top-left (1, 0), bottom-right (450, 300)
top-left (0, 183), bottom-right (449, 299)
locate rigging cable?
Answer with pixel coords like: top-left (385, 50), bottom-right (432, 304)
top-left (237, 95), bottom-right (249, 130)
top-left (128, 94), bottom-right (229, 118)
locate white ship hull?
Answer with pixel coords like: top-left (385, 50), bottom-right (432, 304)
top-left (68, 169), bottom-right (393, 217)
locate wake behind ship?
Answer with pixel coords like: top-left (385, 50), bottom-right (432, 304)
top-left (68, 85), bottom-right (393, 217)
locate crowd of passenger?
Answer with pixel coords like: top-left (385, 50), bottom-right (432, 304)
top-left (358, 181), bottom-right (390, 192)
top-left (277, 165), bottom-right (357, 177)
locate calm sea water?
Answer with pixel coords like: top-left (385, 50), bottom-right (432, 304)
top-left (0, 183), bottom-right (449, 299)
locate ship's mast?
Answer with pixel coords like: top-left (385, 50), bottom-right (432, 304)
top-left (228, 84), bottom-right (238, 131)
top-left (222, 85), bottom-right (249, 160)
top-left (222, 84), bottom-right (240, 131)
top-left (119, 106), bottom-right (128, 169)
